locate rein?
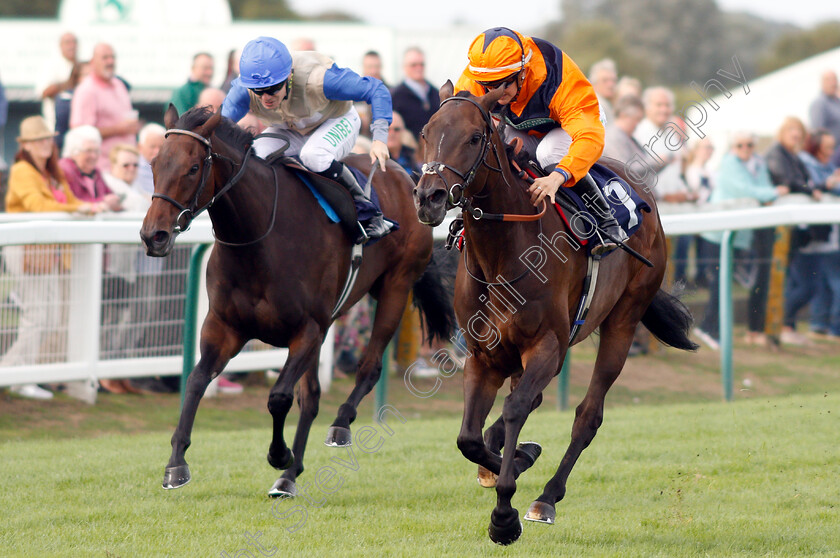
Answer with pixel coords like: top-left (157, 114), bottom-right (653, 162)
top-left (153, 128), bottom-right (254, 233)
top-left (153, 128), bottom-right (276, 247)
top-left (421, 95), bottom-right (545, 223)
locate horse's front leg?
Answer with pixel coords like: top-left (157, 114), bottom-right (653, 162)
top-left (456, 358), bottom-right (506, 476)
top-left (163, 312), bottom-right (245, 489)
top-left (272, 365), bottom-right (320, 495)
top-left (489, 334), bottom-right (562, 545)
top-left (267, 320), bottom-right (324, 497)
top-left (326, 276), bottom-right (412, 447)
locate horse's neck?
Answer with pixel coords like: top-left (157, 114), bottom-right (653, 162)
top-left (463, 170), bottom-right (539, 281)
top-left (206, 146), bottom-right (278, 247)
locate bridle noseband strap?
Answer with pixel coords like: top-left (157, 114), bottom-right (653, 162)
top-left (152, 128), bottom-right (254, 233)
top-left (425, 96), bottom-right (545, 223)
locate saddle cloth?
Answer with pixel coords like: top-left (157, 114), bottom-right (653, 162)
top-left (285, 162), bottom-right (399, 241)
top-left (550, 164), bottom-right (650, 254)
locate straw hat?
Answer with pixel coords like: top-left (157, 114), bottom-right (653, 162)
top-left (17, 116), bottom-right (57, 143)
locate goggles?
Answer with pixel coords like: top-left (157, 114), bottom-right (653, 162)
top-left (250, 80), bottom-right (287, 97)
top-left (476, 73), bottom-right (520, 92)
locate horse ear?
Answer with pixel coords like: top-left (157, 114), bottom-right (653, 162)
top-left (197, 110), bottom-right (223, 138)
top-left (439, 80), bottom-right (454, 104)
top-left (164, 104), bottom-right (179, 130)
top-left (479, 86), bottom-right (506, 111)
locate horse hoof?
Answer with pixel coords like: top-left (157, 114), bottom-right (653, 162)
top-left (477, 465), bottom-right (497, 488)
top-left (488, 511), bottom-right (523, 546)
top-left (515, 441), bottom-right (542, 469)
top-left (325, 426), bottom-right (352, 447)
top-left (267, 448), bottom-right (295, 470)
top-left (268, 478), bottom-right (297, 498)
top-left (162, 464), bottom-right (191, 490)
top-left (524, 501), bottom-right (555, 524)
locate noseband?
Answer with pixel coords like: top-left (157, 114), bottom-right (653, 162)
top-left (152, 128), bottom-right (254, 232)
top-left (422, 96), bottom-right (545, 222)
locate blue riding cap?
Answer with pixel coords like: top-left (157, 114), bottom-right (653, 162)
top-left (236, 37), bottom-right (292, 88)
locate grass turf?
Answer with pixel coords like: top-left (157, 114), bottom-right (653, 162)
top-left (1, 392), bottom-right (838, 557)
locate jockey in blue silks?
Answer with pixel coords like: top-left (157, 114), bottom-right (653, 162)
top-left (222, 36), bottom-right (395, 242)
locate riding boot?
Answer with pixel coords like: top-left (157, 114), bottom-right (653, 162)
top-left (319, 161), bottom-right (395, 244)
top-left (570, 173), bottom-right (628, 255)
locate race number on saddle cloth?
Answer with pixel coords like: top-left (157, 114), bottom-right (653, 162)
top-left (221, 37), bottom-right (395, 244)
top-left (454, 27), bottom-right (628, 255)
top-left (551, 164), bottom-right (650, 254)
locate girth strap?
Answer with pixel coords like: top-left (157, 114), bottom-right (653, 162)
top-left (568, 254), bottom-right (601, 345)
top-left (331, 243), bottom-right (364, 320)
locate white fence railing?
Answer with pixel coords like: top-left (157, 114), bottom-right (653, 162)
top-left (2, 196), bottom-right (839, 397)
top-left (0, 212), bottom-right (334, 390)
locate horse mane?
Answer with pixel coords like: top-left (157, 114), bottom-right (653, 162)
top-left (175, 106), bottom-right (255, 153)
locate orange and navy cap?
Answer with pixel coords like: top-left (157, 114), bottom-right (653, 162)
top-left (464, 27), bottom-right (532, 82)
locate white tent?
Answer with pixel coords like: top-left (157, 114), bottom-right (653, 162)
top-left (697, 47), bottom-right (840, 158)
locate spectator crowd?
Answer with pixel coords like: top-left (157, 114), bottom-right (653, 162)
top-left (2, 30), bottom-right (840, 400)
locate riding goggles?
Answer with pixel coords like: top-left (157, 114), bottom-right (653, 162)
top-left (476, 72), bottom-right (520, 92)
top-left (250, 80), bottom-right (288, 97)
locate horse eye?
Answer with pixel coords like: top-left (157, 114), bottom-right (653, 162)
top-left (469, 133), bottom-right (482, 145)
top-left (188, 164), bottom-right (199, 176)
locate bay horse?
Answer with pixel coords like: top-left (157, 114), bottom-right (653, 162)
top-left (413, 84), bottom-right (697, 545)
top-left (141, 106), bottom-right (454, 497)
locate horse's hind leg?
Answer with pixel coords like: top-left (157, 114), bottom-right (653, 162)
top-left (326, 276), bottom-right (412, 447)
top-left (525, 312), bottom-right (639, 525)
top-left (163, 313), bottom-right (245, 490)
top-left (267, 320), bottom-right (324, 496)
top-left (478, 392), bottom-right (544, 488)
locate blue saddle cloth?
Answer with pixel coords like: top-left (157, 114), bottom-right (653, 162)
top-left (557, 163), bottom-right (650, 252)
top-left (292, 166), bottom-right (398, 231)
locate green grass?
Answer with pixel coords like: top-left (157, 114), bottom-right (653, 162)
top-left (1, 393), bottom-right (838, 557)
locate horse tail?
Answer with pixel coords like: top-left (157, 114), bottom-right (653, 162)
top-left (640, 288), bottom-right (700, 351)
top-left (412, 252), bottom-right (457, 344)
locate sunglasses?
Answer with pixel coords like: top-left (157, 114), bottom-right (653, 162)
top-left (476, 73), bottom-right (519, 92)
top-left (250, 80), bottom-right (287, 97)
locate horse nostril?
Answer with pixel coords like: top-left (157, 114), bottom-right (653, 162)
top-left (153, 231), bottom-right (169, 245)
top-left (430, 190), bottom-right (448, 206)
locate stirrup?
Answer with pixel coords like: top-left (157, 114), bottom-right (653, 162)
top-left (591, 225), bottom-right (628, 255)
top-left (352, 222), bottom-right (370, 245)
top-left (362, 215), bottom-right (395, 241)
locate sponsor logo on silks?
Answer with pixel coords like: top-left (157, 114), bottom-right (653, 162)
top-left (324, 118), bottom-right (354, 147)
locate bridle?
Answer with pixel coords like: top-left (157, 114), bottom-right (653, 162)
top-left (421, 95), bottom-right (546, 222)
top-left (152, 128), bottom-right (277, 247)
top-left (152, 128), bottom-right (255, 234)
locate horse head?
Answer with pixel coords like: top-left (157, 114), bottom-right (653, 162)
top-left (140, 105), bottom-right (223, 256)
top-left (414, 81), bottom-right (506, 226)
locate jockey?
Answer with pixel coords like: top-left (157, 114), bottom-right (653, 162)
top-left (455, 27), bottom-right (628, 254)
top-left (222, 36), bottom-right (395, 243)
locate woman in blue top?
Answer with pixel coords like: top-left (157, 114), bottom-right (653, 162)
top-left (222, 37), bottom-right (394, 241)
top-left (695, 131), bottom-right (782, 349)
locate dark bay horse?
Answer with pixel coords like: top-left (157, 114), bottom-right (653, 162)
top-left (141, 106), bottom-right (454, 497)
top-left (413, 84), bottom-right (697, 545)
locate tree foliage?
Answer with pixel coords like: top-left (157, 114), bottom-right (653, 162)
top-left (228, 0), bottom-right (300, 20)
top-left (549, 19), bottom-right (654, 83)
top-left (551, 0), bottom-right (802, 86)
top-left (0, 0), bottom-right (59, 17)
top-left (759, 21), bottom-right (840, 75)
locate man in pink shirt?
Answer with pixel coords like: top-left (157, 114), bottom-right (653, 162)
top-left (70, 43), bottom-right (140, 171)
